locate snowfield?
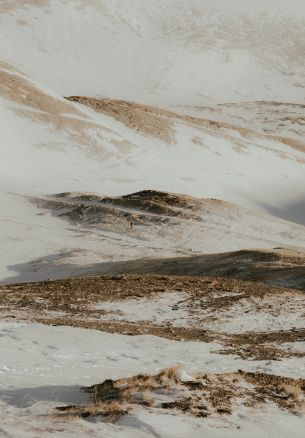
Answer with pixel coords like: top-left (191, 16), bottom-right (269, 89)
top-left (1, 0), bottom-right (305, 436)
top-left (0, 321), bottom-right (305, 438)
top-left (1, 73), bottom-right (305, 282)
top-left (1, 1), bottom-right (305, 282)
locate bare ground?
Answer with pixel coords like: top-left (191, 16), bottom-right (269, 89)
top-left (29, 190), bottom-right (305, 290)
top-left (1, 274), bottom-right (305, 360)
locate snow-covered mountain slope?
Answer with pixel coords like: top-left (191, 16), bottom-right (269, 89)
top-left (179, 102), bottom-right (305, 146)
top-left (3, 190), bottom-right (304, 283)
top-left (2, 2), bottom-right (305, 436)
top-left (1, 0), bottom-right (305, 281)
top-left (1, 61), bottom-right (304, 206)
top-left (2, 0), bottom-right (305, 106)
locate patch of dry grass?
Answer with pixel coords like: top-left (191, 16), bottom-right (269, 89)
top-left (2, 274), bottom-right (305, 361)
top-left (56, 401), bottom-right (128, 423)
top-left (54, 367), bottom-right (305, 423)
top-left (66, 96), bottom-right (175, 143)
top-left (66, 96), bottom-right (305, 159)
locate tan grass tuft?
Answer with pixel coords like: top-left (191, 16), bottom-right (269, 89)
top-left (158, 365), bottom-right (182, 384)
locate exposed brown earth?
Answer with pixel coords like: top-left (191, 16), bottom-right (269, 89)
top-left (0, 63), bottom-right (133, 157)
top-left (89, 248), bottom-right (305, 291)
top-left (1, 274), bottom-right (305, 360)
top-left (66, 96), bottom-right (175, 142)
top-left (33, 189), bottom-right (205, 222)
top-left (55, 367), bottom-right (305, 422)
top-left (66, 96), bottom-right (305, 159)
top-left (29, 190), bottom-right (305, 290)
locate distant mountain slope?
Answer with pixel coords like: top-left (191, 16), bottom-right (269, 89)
top-left (3, 190), bottom-right (305, 283)
top-left (77, 248), bottom-right (305, 292)
top-left (1, 0), bottom-right (305, 282)
top-left (1, 0), bottom-right (305, 105)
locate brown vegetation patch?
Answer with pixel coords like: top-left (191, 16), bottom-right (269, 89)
top-left (102, 190), bottom-right (203, 215)
top-left (2, 274), bottom-right (301, 315)
top-left (55, 367), bottom-right (305, 422)
top-left (1, 274), bottom-right (305, 360)
top-left (34, 316), bottom-right (217, 343)
top-left (30, 190), bottom-right (203, 226)
top-left (66, 96), bottom-right (305, 159)
top-left (32, 190), bottom-right (204, 226)
top-left (0, 64), bottom-right (131, 157)
top-left (218, 329), bottom-right (305, 360)
top-left (56, 401), bottom-right (129, 423)
top-left (66, 96), bottom-right (175, 143)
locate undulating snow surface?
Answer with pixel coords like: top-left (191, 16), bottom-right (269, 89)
top-left (1, 1), bottom-right (305, 281)
top-left (1, 2), bottom-right (305, 436)
top-left (2, 0), bottom-right (305, 105)
top-left (95, 292), bottom-right (305, 334)
top-left (0, 321), bottom-right (304, 438)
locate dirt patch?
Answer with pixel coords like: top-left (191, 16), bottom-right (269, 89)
top-left (1, 274), bottom-right (305, 360)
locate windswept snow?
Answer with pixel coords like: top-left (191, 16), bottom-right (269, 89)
top-left (2, 3), bottom-right (305, 280)
top-left (2, 0), bottom-right (305, 105)
top-left (0, 321), bottom-right (305, 438)
top-left (1, 1), bottom-right (305, 436)
top-left (95, 291), bottom-right (305, 334)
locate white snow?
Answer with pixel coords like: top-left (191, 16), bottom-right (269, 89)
top-left (94, 292), bottom-right (305, 334)
top-left (1, 1), bottom-right (305, 281)
top-left (0, 321), bottom-right (304, 437)
top-left (1, 2), bottom-right (305, 435)
top-left (2, 0), bottom-right (305, 106)
top-left (95, 292), bottom-right (190, 325)
top-left (0, 321), bottom-right (304, 390)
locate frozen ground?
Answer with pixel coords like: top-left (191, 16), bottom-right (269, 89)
top-left (1, 1), bottom-right (305, 436)
top-left (0, 321), bottom-right (305, 438)
top-left (95, 290), bottom-right (305, 334)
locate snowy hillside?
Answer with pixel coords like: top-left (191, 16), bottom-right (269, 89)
top-left (1, 2), bottom-right (305, 436)
top-left (2, 0), bottom-right (305, 105)
top-left (1, 60), bottom-right (305, 281)
top-left (1, 1), bottom-right (305, 283)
